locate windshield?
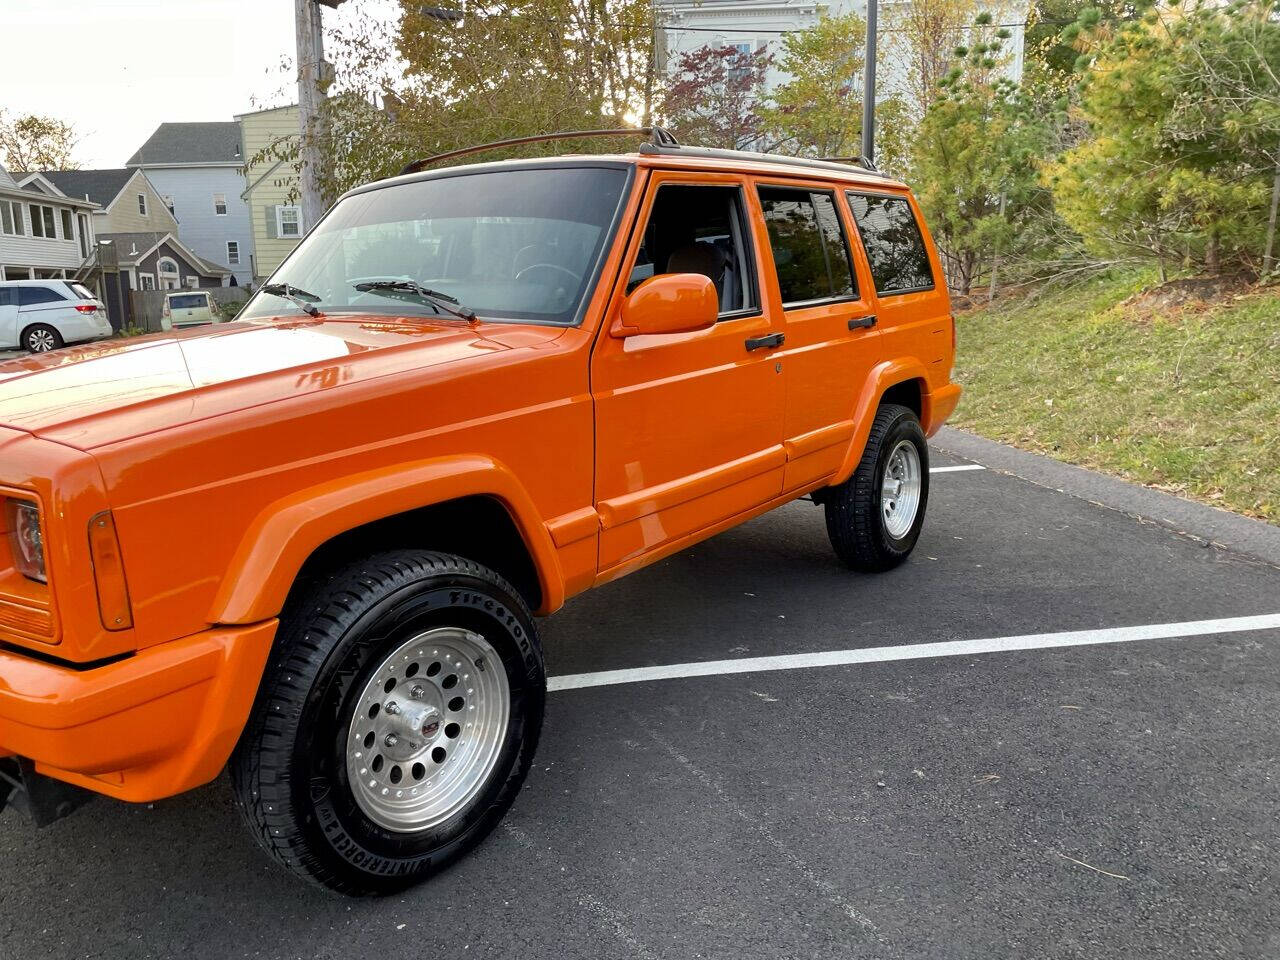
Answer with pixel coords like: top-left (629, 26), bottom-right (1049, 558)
top-left (242, 166), bottom-right (630, 325)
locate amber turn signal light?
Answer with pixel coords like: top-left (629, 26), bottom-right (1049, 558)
top-left (88, 511), bottom-right (133, 631)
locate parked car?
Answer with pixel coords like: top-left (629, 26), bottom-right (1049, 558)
top-left (0, 135), bottom-right (960, 895)
top-left (161, 290), bottom-right (222, 329)
top-left (0, 280), bottom-right (112, 352)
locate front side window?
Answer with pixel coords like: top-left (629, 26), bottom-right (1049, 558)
top-left (138, 194), bottom-right (148, 216)
top-left (757, 186), bottom-right (856, 306)
top-left (846, 192), bottom-right (935, 295)
top-left (226, 240), bottom-right (240, 264)
top-left (627, 182), bottom-right (758, 317)
top-left (0, 287), bottom-right (14, 306)
top-left (214, 193), bottom-right (228, 216)
top-left (277, 205), bottom-right (302, 238)
top-left (244, 166), bottom-right (630, 326)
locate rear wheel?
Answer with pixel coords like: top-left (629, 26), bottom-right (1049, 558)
top-left (230, 550), bottom-right (544, 895)
top-left (22, 324), bottom-right (63, 353)
top-left (822, 403), bottom-right (929, 572)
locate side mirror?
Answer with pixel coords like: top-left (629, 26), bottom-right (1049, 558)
top-left (611, 273), bottom-right (718, 339)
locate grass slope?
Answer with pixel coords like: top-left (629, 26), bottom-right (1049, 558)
top-left (952, 269), bottom-right (1280, 524)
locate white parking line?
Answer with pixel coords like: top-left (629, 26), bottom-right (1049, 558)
top-left (930, 464), bottom-right (986, 473)
top-left (548, 613), bottom-right (1280, 692)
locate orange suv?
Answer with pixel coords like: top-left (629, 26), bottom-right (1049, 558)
top-left (0, 135), bottom-right (959, 893)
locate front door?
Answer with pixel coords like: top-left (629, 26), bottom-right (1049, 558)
top-left (591, 172), bottom-right (786, 578)
top-left (753, 181), bottom-right (882, 490)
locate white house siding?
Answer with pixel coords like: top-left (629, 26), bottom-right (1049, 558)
top-left (0, 192), bottom-right (95, 281)
top-left (238, 104), bottom-right (303, 282)
top-left (658, 0), bottom-right (1026, 116)
top-left (136, 166), bottom-right (253, 285)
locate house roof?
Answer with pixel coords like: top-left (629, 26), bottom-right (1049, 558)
top-left (40, 169), bottom-right (136, 207)
top-left (98, 231), bottom-right (231, 275)
top-left (126, 122), bottom-right (243, 166)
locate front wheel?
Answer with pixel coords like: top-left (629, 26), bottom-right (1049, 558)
top-left (822, 403), bottom-right (929, 572)
top-left (230, 550), bottom-right (544, 895)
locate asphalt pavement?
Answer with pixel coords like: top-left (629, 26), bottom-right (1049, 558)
top-left (2, 430), bottom-right (1278, 960)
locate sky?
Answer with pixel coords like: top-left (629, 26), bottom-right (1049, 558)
top-left (1, 0), bottom-right (396, 168)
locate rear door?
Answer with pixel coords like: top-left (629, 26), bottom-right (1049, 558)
top-left (753, 181), bottom-right (881, 490)
top-left (844, 190), bottom-right (949, 387)
top-left (591, 171), bottom-right (786, 577)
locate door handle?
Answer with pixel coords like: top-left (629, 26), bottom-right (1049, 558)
top-left (848, 314), bottom-right (877, 330)
top-left (745, 332), bottom-right (785, 351)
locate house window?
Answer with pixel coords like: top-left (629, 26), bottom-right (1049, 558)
top-left (226, 240), bottom-right (240, 265)
top-left (139, 274), bottom-right (155, 291)
top-left (77, 213), bottom-right (90, 258)
top-left (156, 256), bottom-right (180, 289)
top-left (29, 204), bottom-right (56, 238)
top-left (60, 209), bottom-right (74, 242)
top-left (163, 196), bottom-right (175, 215)
top-left (138, 194), bottom-right (148, 216)
top-left (0, 201), bottom-right (22, 236)
top-left (276, 205), bottom-right (302, 238)
top-left (213, 193), bottom-right (228, 216)
top-left (185, 276), bottom-right (199, 289)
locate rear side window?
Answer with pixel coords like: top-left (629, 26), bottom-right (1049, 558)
top-left (757, 186), bottom-right (856, 306)
top-left (846, 193), bottom-right (935, 295)
top-left (18, 286), bottom-right (66, 306)
top-left (169, 294), bottom-right (206, 309)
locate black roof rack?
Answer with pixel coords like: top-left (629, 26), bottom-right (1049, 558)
top-left (395, 126), bottom-right (888, 180)
top-left (637, 142), bottom-right (887, 178)
top-left (398, 126), bottom-right (679, 176)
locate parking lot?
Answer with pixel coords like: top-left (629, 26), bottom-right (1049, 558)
top-left (2, 429), bottom-right (1278, 960)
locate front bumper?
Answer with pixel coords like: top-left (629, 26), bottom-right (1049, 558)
top-left (0, 620), bottom-right (275, 803)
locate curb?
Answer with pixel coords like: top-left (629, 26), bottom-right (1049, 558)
top-left (931, 427), bottom-right (1280, 569)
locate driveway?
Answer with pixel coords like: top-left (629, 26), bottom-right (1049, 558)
top-left (2, 429), bottom-right (1278, 959)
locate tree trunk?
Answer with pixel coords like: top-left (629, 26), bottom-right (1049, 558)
top-left (1264, 159), bottom-right (1280, 275)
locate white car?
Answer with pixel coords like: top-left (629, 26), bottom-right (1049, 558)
top-left (162, 290), bottom-right (224, 329)
top-left (0, 279), bottom-right (113, 353)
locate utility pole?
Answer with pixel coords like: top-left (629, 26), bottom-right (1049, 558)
top-left (861, 0), bottom-right (878, 165)
top-left (296, 0), bottom-right (343, 233)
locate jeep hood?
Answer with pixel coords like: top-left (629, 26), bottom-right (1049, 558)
top-left (0, 315), bottom-right (558, 449)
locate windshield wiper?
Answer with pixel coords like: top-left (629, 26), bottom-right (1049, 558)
top-left (352, 280), bottom-right (477, 322)
top-left (261, 283), bottom-right (322, 317)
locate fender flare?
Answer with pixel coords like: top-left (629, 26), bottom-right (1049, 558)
top-left (831, 358), bottom-right (933, 485)
top-left (207, 454), bottom-right (565, 624)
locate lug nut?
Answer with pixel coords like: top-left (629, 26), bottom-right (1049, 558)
top-left (384, 701), bottom-right (399, 715)
top-left (411, 685), bottom-right (426, 699)
top-left (385, 733), bottom-right (399, 748)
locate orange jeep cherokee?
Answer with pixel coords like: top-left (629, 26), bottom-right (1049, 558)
top-left (0, 134), bottom-right (959, 894)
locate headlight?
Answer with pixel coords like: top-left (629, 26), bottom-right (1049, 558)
top-left (6, 499), bottom-right (46, 583)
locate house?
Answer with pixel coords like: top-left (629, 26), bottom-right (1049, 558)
top-left (0, 165), bottom-right (99, 283)
top-left (657, 0), bottom-right (1026, 122)
top-left (126, 122), bottom-right (255, 286)
top-left (236, 104), bottom-right (305, 283)
top-left (34, 168), bottom-right (230, 329)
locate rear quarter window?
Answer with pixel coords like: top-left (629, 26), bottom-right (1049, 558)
top-left (68, 282), bottom-right (96, 300)
top-left (846, 193), bottom-right (935, 296)
top-left (18, 286), bottom-right (66, 306)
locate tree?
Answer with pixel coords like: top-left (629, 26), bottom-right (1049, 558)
top-left (911, 15), bottom-right (1055, 296)
top-left (1046, 1), bottom-right (1280, 277)
top-left (663, 44), bottom-right (772, 149)
top-left (888, 0), bottom-right (979, 119)
top-left (759, 12), bottom-right (867, 157)
top-left (0, 110), bottom-right (79, 172)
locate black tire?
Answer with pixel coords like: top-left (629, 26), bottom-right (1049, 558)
top-left (822, 403), bottom-right (929, 572)
top-left (22, 324), bottom-right (63, 353)
top-left (230, 550), bottom-right (544, 895)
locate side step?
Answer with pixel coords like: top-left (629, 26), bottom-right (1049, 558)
top-left (0, 757), bottom-right (95, 827)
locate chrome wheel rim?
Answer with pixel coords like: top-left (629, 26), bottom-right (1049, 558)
top-left (346, 626), bottom-right (509, 833)
top-left (881, 439), bottom-right (922, 538)
top-left (27, 330), bottom-right (56, 352)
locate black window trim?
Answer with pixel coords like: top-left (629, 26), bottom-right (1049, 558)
top-left (844, 188), bottom-right (937, 299)
top-left (632, 178), bottom-right (764, 324)
top-left (756, 182), bottom-right (861, 310)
